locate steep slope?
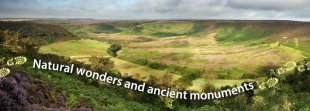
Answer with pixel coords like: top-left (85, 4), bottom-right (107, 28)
top-left (0, 21), bottom-right (75, 40)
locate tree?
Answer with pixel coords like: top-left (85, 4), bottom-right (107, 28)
top-left (107, 44), bottom-right (122, 57)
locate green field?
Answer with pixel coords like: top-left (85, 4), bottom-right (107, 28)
top-left (39, 39), bottom-right (110, 57)
top-left (39, 39), bottom-right (255, 90)
top-left (39, 39), bottom-right (182, 82)
top-left (39, 34), bottom-right (305, 91)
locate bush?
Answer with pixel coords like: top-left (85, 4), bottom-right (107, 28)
top-left (107, 44), bottom-right (122, 57)
top-left (89, 56), bottom-right (115, 72)
top-left (176, 68), bottom-right (204, 86)
top-left (147, 62), bottom-right (168, 70)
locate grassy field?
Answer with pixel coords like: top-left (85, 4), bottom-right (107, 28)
top-left (39, 39), bottom-right (181, 82)
top-left (39, 39), bottom-right (253, 90)
top-left (117, 34), bottom-right (305, 75)
top-left (39, 31), bottom-right (306, 91)
top-left (39, 38), bottom-right (305, 91)
top-left (39, 39), bottom-right (110, 57)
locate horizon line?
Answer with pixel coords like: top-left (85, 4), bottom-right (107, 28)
top-left (0, 17), bottom-right (309, 22)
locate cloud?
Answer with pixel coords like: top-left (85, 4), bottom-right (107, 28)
top-left (225, 0), bottom-right (308, 11)
top-left (0, 0), bottom-right (309, 21)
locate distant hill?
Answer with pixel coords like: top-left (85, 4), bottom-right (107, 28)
top-left (88, 20), bottom-right (310, 55)
top-left (0, 21), bottom-right (75, 39)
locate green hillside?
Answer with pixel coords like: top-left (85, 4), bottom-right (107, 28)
top-left (0, 21), bottom-right (75, 44)
top-left (83, 21), bottom-right (310, 55)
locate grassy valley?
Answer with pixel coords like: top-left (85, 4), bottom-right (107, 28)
top-left (38, 20), bottom-right (309, 90)
top-left (1, 20), bottom-right (309, 110)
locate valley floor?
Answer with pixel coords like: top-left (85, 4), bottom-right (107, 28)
top-left (39, 32), bottom-right (306, 91)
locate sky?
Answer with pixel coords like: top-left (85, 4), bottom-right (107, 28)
top-left (0, 0), bottom-right (310, 21)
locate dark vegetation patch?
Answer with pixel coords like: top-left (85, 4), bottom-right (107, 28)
top-left (94, 24), bottom-right (122, 33)
top-left (151, 32), bottom-right (182, 37)
top-left (0, 21), bottom-right (75, 38)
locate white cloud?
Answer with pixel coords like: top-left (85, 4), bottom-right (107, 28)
top-left (0, 0), bottom-right (309, 21)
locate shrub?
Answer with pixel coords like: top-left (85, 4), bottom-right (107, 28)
top-left (89, 56), bottom-right (115, 72)
top-left (147, 62), bottom-right (161, 69)
top-left (176, 68), bottom-right (204, 86)
top-left (107, 44), bottom-right (122, 57)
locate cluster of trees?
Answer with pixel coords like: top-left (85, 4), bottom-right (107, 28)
top-left (107, 44), bottom-right (122, 57)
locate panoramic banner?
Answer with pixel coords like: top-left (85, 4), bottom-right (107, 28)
top-left (0, 0), bottom-right (309, 111)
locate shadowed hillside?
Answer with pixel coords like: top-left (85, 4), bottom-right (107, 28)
top-left (0, 21), bottom-right (75, 44)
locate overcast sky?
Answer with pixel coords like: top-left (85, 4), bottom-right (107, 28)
top-left (0, 0), bottom-right (309, 21)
